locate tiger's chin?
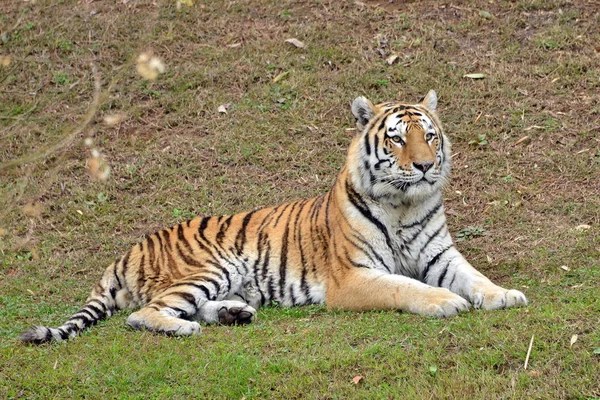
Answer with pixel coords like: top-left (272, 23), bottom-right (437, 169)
top-left (370, 177), bottom-right (447, 204)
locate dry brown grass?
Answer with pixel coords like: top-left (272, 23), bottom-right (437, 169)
top-left (1, 0), bottom-right (599, 398)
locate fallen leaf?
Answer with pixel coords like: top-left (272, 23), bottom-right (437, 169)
top-left (428, 366), bottom-right (438, 375)
top-left (527, 370), bottom-right (541, 377)
top-left (352, 375), bottom-right (363, 384)
top-left (103, 113), bottom-right (126, 126)
top-left (285, 38), bottom-right (305, 49)
top-left (560, 265), bottom-right (570, 271)
top-left (0, 227), bottom-right (6, 236)
top-left (570, 334), bottom-right (578, 347)
top-left (227, 43), bottom-right (242, 48)
top-left (575, 224), bottom-right (591, 231)
top-left (0, 55), bottom-right (11, 67)
top-left (463, 73), bottom-right (486, 79)
top-left (593, 348), bottom-right (600, 355)
top-left (217, 103), bottom-right (231, 114)
top-left (386, 54), bottom-right (399, 65)
top-left (272, 71), bottom-right (290, 83)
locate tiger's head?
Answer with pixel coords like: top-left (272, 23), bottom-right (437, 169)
top-left (348, 90), bottom-right (451, 203)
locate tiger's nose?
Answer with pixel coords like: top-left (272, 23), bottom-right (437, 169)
top-left (413, 161), bottom-right (434, 173)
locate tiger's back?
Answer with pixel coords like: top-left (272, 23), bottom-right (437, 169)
top-left (20, 90), bottom-right (527, 344)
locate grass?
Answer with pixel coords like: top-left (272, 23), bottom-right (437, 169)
top-left (1, 0), bottom-right (599, 398)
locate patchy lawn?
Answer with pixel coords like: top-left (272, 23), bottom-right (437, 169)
top-left (1, 0), bottom-right (599, 398)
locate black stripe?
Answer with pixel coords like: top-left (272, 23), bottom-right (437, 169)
top-left (419, 225), bottom-right (446, 255)
top-left (446, 269), bottom-right (458, 290)
top-left (86, 303), bottom-right (106, 319)
top-left (176, 242), bottom-right (202, 268)
top-left (88, 298), bottom-right (107, 312)
top-left (77, 309), bottom-right (97, 321)
top-left (272, 203), bottom-right (292, 227)
top-left (364, 132), bottom-right (371, 155)
top-left (216, 215), bottom-right (233, 244)
top-left (178, 224), bottom-right (193, 253)
top-left (235, 210), bottom-right (256, 254)
top-left (343, 246), bottom-right (371, 269)
top-left (437, 260), bottom-right (452, 287)
top-left (422, 245), bottom-right (452, 282)
top-left (58, 328), bottom-right (70, 340)
top-left (112, 262), bottom-right (122, 288)
top-left (120, 249), bottom-right (132, 286)
top-left (45, 328), bottom-right (52, 342)
top-left (279, 203), bottom-right (297, 300)
top-left (137, 252), bottom-right (146, 298)
top-left (345, 180), bottom-right (393, 249)
top-left (171, 291), bottom-right (198, 307)
top-left (402, 201), bottom-right (442, 230)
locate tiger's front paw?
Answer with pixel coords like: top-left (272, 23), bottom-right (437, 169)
top-left (471, 287), bottom-right (528, 310)
top-left (410, 287), bottom-right (471, 318)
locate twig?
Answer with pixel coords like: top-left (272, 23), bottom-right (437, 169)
top-left (524, 334), bottom-right (534, 370)
top-left (0, 60), bottom-right (129, 173)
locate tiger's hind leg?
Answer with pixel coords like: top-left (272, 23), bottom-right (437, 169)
top-left (125, 276), bottom-right (257, 335)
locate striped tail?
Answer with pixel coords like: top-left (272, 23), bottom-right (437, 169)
top-left (19, 259), bottom-right (126, 344)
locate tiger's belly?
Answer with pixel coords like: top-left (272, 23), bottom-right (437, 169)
top-left (228, 266), bottom-right (327, 309)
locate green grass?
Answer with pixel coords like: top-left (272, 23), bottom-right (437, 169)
top-left (1, 0), bottom-right (599, 398)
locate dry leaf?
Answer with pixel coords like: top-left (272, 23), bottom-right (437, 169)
top-left (560, 265), bottom-right (570, 271)
top-left (386, 54), bottom-right (399, 65)
top-left (0, 55), bottom-right (11, 67)
top-left (0, 227), bottom-right (6, 236)
top-left (103, 113), bottom-right (126, 126)
top-left (272, 71), bottom-right (290, 83)
top-left (227, 43), bottom-right (242, 48)
top-left (527, 370), bottom-right (541, 377)
top-left (217, 103), bottom-right (231, 114)
top-left (515, 136), bottom-right (531, 146)
top-left (463, 73), bottom-right (486, 79)
top-left (352, 376), bottom-right (363, 384)
top-left (575, 224), bottom-right (591, 231)
top-left (570, 334), bottom-right (578, 347)
top-left (285, 38), bottom-right (305, 49)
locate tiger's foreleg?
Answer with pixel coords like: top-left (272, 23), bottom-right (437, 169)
top-left (325, 267), bottom-right (470, 317)
top-left (422, 246), bottom-right (528, 310)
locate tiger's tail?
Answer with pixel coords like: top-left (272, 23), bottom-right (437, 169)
top-left (19, 256), bottom-right (130, 344)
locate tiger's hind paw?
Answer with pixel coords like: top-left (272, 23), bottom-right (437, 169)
top-left (218, 304), bottom-right (256, 325)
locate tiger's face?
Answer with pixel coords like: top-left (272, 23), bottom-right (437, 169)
top-left (350, 90), bottom-right (451, 201)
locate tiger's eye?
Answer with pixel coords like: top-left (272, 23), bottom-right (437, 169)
top-left (425, 132), bottom-right (435, 141)
top-left (391, 136), bottom-right (404, 144)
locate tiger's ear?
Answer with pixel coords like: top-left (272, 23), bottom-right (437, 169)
top-left (420, 90), bottom-right (437, 112)
top-left (351, 96), bottom-right (376, 131)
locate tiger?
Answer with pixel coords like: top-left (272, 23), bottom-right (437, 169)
top-left (20, 90), bottom-right (528, 344)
